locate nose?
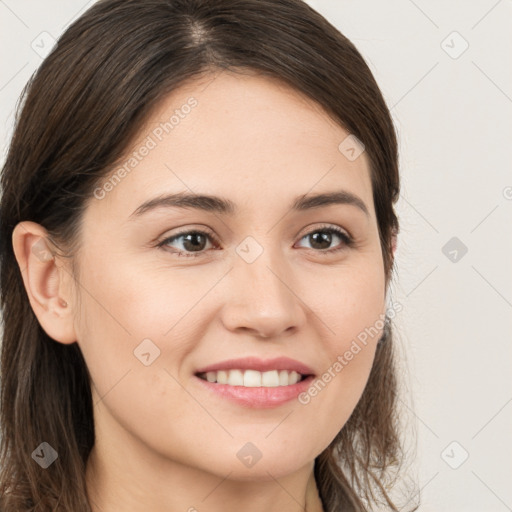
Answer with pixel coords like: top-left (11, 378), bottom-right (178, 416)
top-left (220, 247), bottom-right (306, 339)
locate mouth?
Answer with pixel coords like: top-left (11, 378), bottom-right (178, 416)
top-left (195, 369), bottom-right (312, 388)
top-left (192, 356), bottom-right (316, 407)
top-left (193, 370), bottom-right (316, 408)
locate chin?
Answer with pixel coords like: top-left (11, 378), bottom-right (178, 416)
top-left (206, 446), bottom-right (312, 482)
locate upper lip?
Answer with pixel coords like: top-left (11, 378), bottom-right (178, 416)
top-left (195, 356), bottom-right (315, 376)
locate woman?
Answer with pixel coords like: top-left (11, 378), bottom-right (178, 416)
top-left (0, 0), bottom-right (415, 510)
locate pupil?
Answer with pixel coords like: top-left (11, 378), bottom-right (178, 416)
top-left (310, 231), bottom-right (331, 250)
top-left (183, 233), bottom-right (205, 251)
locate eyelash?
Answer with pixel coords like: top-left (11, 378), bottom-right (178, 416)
top-left (156, 224), bottom-right (354, 258)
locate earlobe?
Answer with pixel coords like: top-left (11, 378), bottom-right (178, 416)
top-left (391, 232), bottom-right (397, 257)
top-left (11, 221), bottom-right (77, 345)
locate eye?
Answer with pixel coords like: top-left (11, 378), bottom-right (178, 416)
top-left (157, 229), bottom-right (218, 258)
top-left (295, 225), bottom-right (353, 254)
top-left (157, 224), bottom-right (354, 258)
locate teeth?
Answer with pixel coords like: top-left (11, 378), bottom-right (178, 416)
top-left (227, 369), bottom-right (244, 386)
top-left (261, 370), bottom-right (279, 387)
top-left (200, 369), bottom-right (304, 387)
top-left (244, 369), bottom-right (261, 387)
top-left (216, 370), bottom-right (229, 384)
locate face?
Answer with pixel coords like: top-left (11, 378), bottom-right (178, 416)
top-left (61, 70), bottom-right (388, 480)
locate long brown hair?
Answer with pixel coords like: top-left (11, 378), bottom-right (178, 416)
top-left (0, 0), bottom-right (417, 510)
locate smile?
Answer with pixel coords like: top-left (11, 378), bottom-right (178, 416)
top-left (196, 369), bottom-right (307, 387)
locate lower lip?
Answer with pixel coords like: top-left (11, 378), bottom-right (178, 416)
top-left (193, 374), bottom-right (315, 408)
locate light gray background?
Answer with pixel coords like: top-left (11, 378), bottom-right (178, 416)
top-left (1, 1), bottom-right (511, 511)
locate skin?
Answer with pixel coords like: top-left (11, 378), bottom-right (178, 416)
top-left (12, 70), bottom-right (396, 512)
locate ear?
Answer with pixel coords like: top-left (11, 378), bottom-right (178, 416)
top-left (12, 221), bottom-right (77, 344)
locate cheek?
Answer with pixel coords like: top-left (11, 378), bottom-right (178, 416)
top-left (73, 255), bottom-right (206, 461)
top-left (309, 256), bottom-right (386, 352)
top-left (75, 246), bottom-right (202, 345)
top-left (294, 258), bottom-right (386, 437)
top-left (72, 251), bottom-right (182, 396)
top-left (74, 247), bottom-right (224, 430)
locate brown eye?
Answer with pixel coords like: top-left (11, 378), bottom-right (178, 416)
top-left (157, 230), bottom-right (217, 257)
top-left (296, 227), bottom-right (353, 253)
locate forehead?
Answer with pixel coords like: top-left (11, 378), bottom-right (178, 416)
top-left (89, 70), bottom-right (374, 222)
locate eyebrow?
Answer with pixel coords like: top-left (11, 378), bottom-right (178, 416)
top-left (129, 190), bottom-right (370, 219)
